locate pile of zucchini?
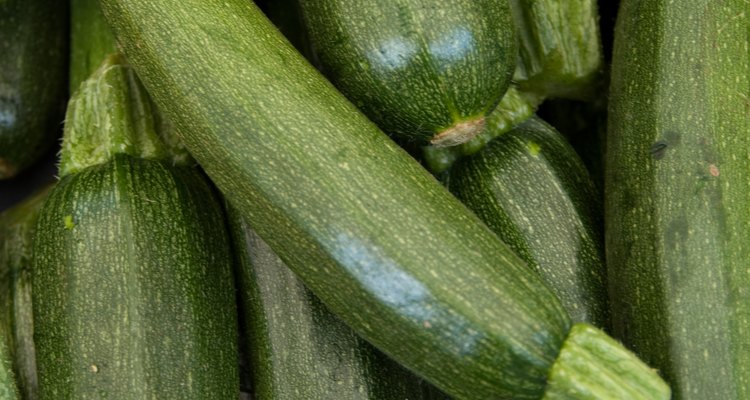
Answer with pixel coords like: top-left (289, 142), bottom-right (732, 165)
top-left (0, 0), bottom-right (747, 398)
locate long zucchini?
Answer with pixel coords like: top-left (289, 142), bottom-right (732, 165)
top-left (0, 0), bottom-right (67, 179)
top-left (230, 209), bottom-right (443, 399)
top-left (32, 56), bottom-right (238, 399)
top-left (606, 0), bottom-right (750, 398)
top-left (0, 186), bottom-right (50, 400)
top-left (100, 1), bottom-right (669, 398)
top-left (299, 0), bottom-right (517, 146)
top-left (448, 116), bottom-right (608, 327)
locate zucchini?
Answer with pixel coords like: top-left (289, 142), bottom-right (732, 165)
top-left (0, 186), bottom-right (50, 400)
top-left (606, 0), bottom-right (750, 398)
top-left (447, 116), bottom-right (608, 327)
top-left (509, 0), bottom-right (603, 99)
top-left (100, 0), bottom-right (669, 398)
top-left (299, 0), bottom-right (517, 146)
top-left (0, 337), bottom-right (19, 400)
top-left (70, 0), bottom-right (117, 92)
top-left (230, 209), bottom-right (441, 399)
top-left (33, 56), bottom-right (237, 399)
top-left (0, 0), bottom-right (67, 179)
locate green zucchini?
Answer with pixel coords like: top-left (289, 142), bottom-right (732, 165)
top-left (100, 0), bottom-right (669, 398)
top-left (299, 0), bottom-right (517, 146)
top-left (606, 0), bottom-right (749, 398)
top-left (0, 337), bottom-right (19, 400)
top-left (0, 185), bottom-right (50, 400)
top-left (70, 0), bottom-right (117, 92)
top-left (230, 209), bottom-right (443, 399)
top-left (0, 0), bottom-right (67, 179)
top-left (509, 0), bottom-right (603, 99)
top-left (33, 56), bottom-right (237, 399)
top-left (447, 116), bottom-right (608, 327)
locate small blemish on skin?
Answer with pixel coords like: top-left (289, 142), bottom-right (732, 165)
top-left (423, 320), bottom-right (432, 329)
top-left (709, 164), bottom-right (720, 177)
top-left (650, 141), bottom-right (668, 160)
top-left (64, 215), bottom-right (75, 230)
top-left (90, 364), bottom-right (98, 373)
top-left (527, 141), bottom-right (541, 156)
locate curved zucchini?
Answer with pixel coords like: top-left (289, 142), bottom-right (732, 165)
top-left (606, 0), bottom-right (750, 398)
top-left (230, 209), bottom-right (439, 399)
top-left (448, 117), bottom-right (608, 327)
top-left (299, 0), bottom-right (517, 146)
top-left (0, 186), bottom-right (50, 400)
top-left (0, 337), bottom-right (19, 400)
top-left (0, 0), bottom-right (67, 179)
top-left (100, 1), bottom-right (668, 398)
top-left (32, 57), bottom-right (238, 399)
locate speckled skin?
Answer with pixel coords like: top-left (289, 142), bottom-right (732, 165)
top-left (0, 0), bottom-right (67, 179)
top-left (299, 0), bottom-right (517, 144)
top-left (229, 213), bottom-right (439, 400)
top-left (0, 338), bottom-right (19, 400)
top-left (33, 156), bottom-right (239, 399)
top-left (606, 0), bottom-right (750, 398)
top-left (100, 0), bottom-right (570, 398)
top-left (449, 117), bottom-right (609, 328)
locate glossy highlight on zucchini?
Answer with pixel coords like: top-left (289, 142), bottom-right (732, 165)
top-left (299, 0), bottom-right (517, 145)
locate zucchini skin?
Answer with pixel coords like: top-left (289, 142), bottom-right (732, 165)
top-left (0, 0), bottom-right (67, 179)
top-left (229, 210), bottom-right (435, 399)
top-left (70, 0), bottom-right (117, 92)
top-left (0, 337), bottom-right (19, 400)
top-left (0, 186), bottom-right (50, 400)
top-left (448, 117), bottom-right (608, 328)
top-left (606, 0), bottom-right (750, 398)
top-left (299, 0), bottom-right (517, 145)
top-left (100, 0), bottom-right (571, 398)
top-left (33, 155), bottom-right (238, 399)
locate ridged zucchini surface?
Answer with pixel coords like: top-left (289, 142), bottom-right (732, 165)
top-left (230, 210), bottom-right (442, 399)
top-left (0, 0), bottom-right (67, 178)
top-left (606, 0), bottom-right (750, 398)
top-left (0, 186), bottom-right (50, 400)
top-left (32, 57), bottom-right (238, 399)
top-left (299, 0), bottom-right (517, 146)
top-left (448, 117), bottom-right (608, 327)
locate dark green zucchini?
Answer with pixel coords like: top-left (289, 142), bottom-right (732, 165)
top-left (33, 56), bottom-right (237, 399)
top-left (606, 0), bottom-right (750, 398)
top-left (0, 0), bottom-right (67, 179)
top-left (101, 1), bottom-right (669, 398)
top-left (70, 0), bottom-right (117, 92)
top-left (0, 337), bottom-right (19, 400)
top-left (299, 0), bottom-right (517, 146)
top-left (230, 209), bottom-right (444, 399)
top-left (0, 186), bottom-right (50, 400)
top-left (448, 116), bottom-right (608, 327)
top-left (509, 0), bottom-right (603, 99)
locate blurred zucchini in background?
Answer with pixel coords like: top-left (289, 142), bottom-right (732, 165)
top-left (0, 0), bottom-right (68, 179)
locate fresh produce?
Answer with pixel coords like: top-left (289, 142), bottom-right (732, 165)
top-left (70, 0), bottom-right (117, 91)
top-left (100, 0), bottom-right (669, 398)
top-left (0, 336), bottom-right (19, 400)
top-left (299, 0), bottom-right (517, 146)
top-left (448, 116), bottom-right (608, 327)
top-left (230, 209), bottom-right (445, 399)
top-left (32, 56), bottom-right (238, 399)
top-left (0, 186), bottom-right (50, 400)
top-left (606, 0), bottom-right (750, 398)
top-left (0, 0), bottom-right (67, 179)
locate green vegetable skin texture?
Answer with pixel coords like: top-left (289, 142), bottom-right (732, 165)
top-left (0, 186), bottom-right (50, 400)
top-left (509, 0), bottom-right (602, 99)
top-left (33, 156), bottom-right (238, 399)
top-left (0, 0), bottom-right (67, 179)
top-left (70, 0), bottom-right (117, 92)
top-left (100, 0), bottom-right (572, 398)
top-left (448, 117), bottom-right (608, 327)
top-left (229, 210), bottom-right (444, 399)
top-left (606, 0), bottom-right (750, 398)
top-left (0, 336), bottom-right (19, 400)
top-left (299, 0), bottom-right (517, 145)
